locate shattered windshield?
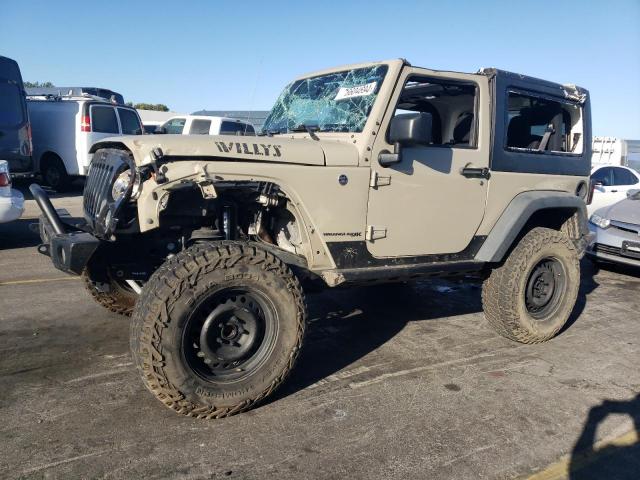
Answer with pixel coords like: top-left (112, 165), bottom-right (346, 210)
top-left (262, 65), bottom-right (388, 134)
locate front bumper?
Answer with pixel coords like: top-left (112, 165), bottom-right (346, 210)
top-left (30, 184), bottom-right (100, 275)
top-left (586, 223), bottom-right (640, 268)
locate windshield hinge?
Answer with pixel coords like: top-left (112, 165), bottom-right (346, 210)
top-left (365, 225), bottom-right (387, 241)
top-left (370, 170), bottom-right (391, 188)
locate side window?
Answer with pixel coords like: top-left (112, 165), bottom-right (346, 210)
top-left (91, 106), bottom-right (119, 134)
top-left (220, 121), bottom-right (252, 136)
top-left (0, 82), bottom-right (25, 127)
top-left (591, 167), bottom-right (613, 186)
top-left (612, 167), bottom-right (639, 186)
top-left (189, 119), bottom-right (211, 135)
top-left (390, 76), bottom-right (477, 147)
top-left (117, 108), bottom-right (142, 135)
top-left (163, 118), bottom-right (186, 134)
top-left (505, 91), bottom-right (583, 153)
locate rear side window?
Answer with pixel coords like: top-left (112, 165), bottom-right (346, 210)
top-left (505, 91), bottom-right (583, 154)
top-left (220, 121), bottom-right (252, 136)
top-left (189, 119), bottom-right (211, 135)
top-left (91, 106), bottom-right (118, 133)
top-left (591, 167), bottom-right (613, 186)
top-left (612, 167), bottom-right (639, 186)
top-left (0, 82), bottom-right (25, 127)
top-left (118, 108), bottom-right (142, 135)
top-left (164, 118), bottom-right (186, 134)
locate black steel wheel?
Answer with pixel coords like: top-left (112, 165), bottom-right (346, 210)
top-left (183, 288), bottom-right (277, 382)
top-left (524, 257), bottom-right (567, 320)
top-left (130, 242), bottom-right (306, 419)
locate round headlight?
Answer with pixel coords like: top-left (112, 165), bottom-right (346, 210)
top-left (112, 169), bottom-right (132, 202)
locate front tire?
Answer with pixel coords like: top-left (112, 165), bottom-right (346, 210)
top-left (130, 242), bottom-right (306, 419)
top-left (82, 266), bottom-right (138, 317)
top-left (482, 227), bottom-right (580, 344)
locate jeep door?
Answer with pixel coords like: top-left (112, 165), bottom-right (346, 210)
top-left (366, 68), bottom-right (490, 257)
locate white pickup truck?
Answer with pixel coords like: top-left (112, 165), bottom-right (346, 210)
top-left (159, 115), bottom-right (255, 136)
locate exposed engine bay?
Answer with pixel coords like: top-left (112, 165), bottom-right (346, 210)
top-left (95, 179), bottom-right (306, 283)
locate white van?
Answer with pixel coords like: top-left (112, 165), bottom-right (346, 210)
top-left (160, 115), bottom-right (255, 136)
top-left (27, 96), bottom-right (143, 190)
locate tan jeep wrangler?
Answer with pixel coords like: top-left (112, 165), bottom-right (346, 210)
top-left (32, 59), bottom-right (592, 419)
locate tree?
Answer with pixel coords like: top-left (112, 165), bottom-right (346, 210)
top-left (24, 81), bottom-right (55, 88)
top-left (130, 103), bottom-right (169, 112)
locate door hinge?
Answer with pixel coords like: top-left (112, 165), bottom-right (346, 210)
top-left (370, 170), bottom-right (391, 188)
top-left (365, 225), bottom-right (387, 241)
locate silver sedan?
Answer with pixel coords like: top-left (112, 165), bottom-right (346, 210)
top-left (587, 189), bottom-right (640, 268)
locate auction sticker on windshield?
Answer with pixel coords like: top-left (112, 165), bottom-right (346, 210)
top-left (335, 82), bottom-right (377, 101)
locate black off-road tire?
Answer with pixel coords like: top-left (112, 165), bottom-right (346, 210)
top-left (82, 268), bottom-right (137, 317)
top-left (482, 227), bottom-right (580, 344)
top-left (41, 154), bottom-right (71, 192)
top-left (130, 241), bottom-right (306, 419)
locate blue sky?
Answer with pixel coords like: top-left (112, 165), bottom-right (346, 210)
top-left (2, 0), bottom-right (639, 137)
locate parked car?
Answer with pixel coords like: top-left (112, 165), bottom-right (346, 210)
top-left (0, 55), bottom-right (33, 177)
top-left (0, 160), bottom-right (24, 223)
top-left (587, 190), bottom-right (640, 268)
top-left (159, 115), bottom-right (255, 136)
top-left (588, 164), bottom-right (640, 214)
top-left (27, 96), bottom-right (143, 190)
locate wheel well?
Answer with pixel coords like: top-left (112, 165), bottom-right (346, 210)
top-left (499, 207), bottom-right (581, 264)
top-left (39, 151), bottom-right (64, 173)
top-left (522, 207), bottom-right (578, 236)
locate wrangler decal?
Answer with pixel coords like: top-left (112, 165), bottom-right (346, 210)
top-left (214, 142), bottom-right (283, 158)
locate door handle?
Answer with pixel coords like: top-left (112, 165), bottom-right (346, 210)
top-left (611, 189), bottom-right (618, 193)
top-left (460, 165), bottom-right (490, 179)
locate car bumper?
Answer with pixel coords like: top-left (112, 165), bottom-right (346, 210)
top-left (0, 188), bottom-right (25, 223)
top-left (586, 223), bottom-right (640, 268)
top-left (30, 183), bottom-right (99, 275)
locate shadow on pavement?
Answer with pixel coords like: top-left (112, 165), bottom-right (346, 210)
top-left (560, 259), bottom-right (600, 335)
top-left (0, 218), bottom-right (41, 249)
top-left (569, 394), bottom-right (640, 479)
top-left (273, 259), bottom-right (601, 404)
top-left (271, 279), bottom-right (484, 402)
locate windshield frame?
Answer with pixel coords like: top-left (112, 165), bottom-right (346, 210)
top-left (262, 64), bottom-right (391, 135)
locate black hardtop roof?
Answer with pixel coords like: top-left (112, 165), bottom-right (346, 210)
top-left (479, 67), bottom-right (588, 96)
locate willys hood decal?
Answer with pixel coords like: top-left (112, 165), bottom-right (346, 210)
top-left (93, 134), bottom-right (359, 167)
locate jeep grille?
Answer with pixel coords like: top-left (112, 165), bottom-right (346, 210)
top-left (83, 149), bottom-right (128, 237)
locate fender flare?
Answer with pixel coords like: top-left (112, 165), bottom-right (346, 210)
top-left (475, 191), bottom-right (588, 263)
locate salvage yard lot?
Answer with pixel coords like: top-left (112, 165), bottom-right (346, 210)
top-left (1, 187), bottom-right (639, 480)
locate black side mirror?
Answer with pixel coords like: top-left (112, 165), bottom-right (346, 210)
top-left (379, 112), bottom-right (433, 167)
top-left (154, 126), bottom-right (167, 134)
top-left (389, 112), bottom-right (433, 146)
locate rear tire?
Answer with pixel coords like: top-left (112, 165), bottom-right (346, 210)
top-left (130, 241), bottom-right (306, 419)
top-left (41, 155), bottom-right (71, 191)
top-left (482, 227), bottom-right (580, 344)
